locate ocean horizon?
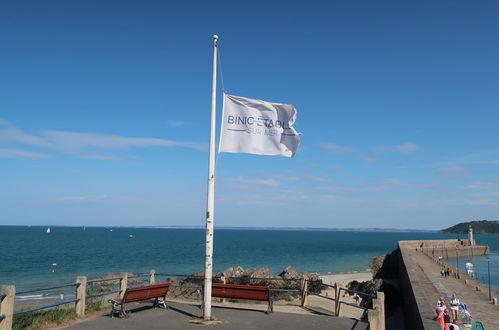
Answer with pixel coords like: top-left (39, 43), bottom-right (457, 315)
top-left (1, 226), bottom-right (497, 297)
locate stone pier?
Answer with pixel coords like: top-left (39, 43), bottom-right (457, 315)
top-left (398, 239), bottom-right (498, 329)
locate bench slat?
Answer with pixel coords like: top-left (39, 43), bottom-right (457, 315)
top-left (212, 284), bottom-right (269, 301)
top-left (124, 283), bottom-right (170, 303)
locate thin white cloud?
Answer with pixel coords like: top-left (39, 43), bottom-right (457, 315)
top-left (318, 184), bottom-right (392, 192)
top-left (40, 130), bottom-right (205, 152)
top-left (438, 165), bottom-right (471, 177)
top-left (320, 142), bottom-right (419, 162)
top-left (319, 143), bottom-right (350, 155)
top-left (167, 120), bottom-right (186, 127)
top-left (383, 178), bottom-right (436, 189)
top-left (465, 198), bottom-right (499, 206)
top-left (378, 143), bottom-right (421, 154)
top-left (227, 176), bottom-right (280, 187)
top-left (319, 142), bottom-right (375, 162)
top-left (59, 195), bottom-right (109, 202)
top-left (0, 126), bottom-right (50, 147)
top-left (465, 181), bottom-right (493, 189)
top-left (0, 148), bottom-right (52, 159)
top-left (436, 149), bottom-right (499, 167)
top-left (0, 121), bottom-right (207, 159)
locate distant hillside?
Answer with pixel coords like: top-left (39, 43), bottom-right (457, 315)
top-left (442, 220), bottom-right (499, 234)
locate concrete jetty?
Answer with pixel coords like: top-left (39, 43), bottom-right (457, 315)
top-left (398, 238), bottom-right (498, 329)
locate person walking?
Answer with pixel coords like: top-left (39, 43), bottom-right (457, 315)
top-left (443, 309), bottom-right (452, 330)
top-left (433, 309), bottom-right (445, 330)
top-left (450, 294), bottom-right (460, 323)
top-left (437, 301), bottom-right (447, 314)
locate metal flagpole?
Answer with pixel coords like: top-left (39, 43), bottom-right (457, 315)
top-left (203, 34), bottom-right (218, 320)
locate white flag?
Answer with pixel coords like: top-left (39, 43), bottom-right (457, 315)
top-left (219, 94), bottom-right (301, 157)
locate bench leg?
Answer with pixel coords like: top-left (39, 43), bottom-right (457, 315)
top-left (153, 298), bottom-right (168, 309)
top-left (108, 299), bottom-right (120, 318)
top-left (120, 301), bottom-right (129, 318)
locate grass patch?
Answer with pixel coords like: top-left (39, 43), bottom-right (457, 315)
top-left (13, 308), bottom-right (76, 330)
top-left (85, 298), bottom-right (104, 313)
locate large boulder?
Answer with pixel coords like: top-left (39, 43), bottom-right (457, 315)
top-left (303, 272), bottom-right (323, 294)
top-left (278, 266), bottom-right (300, 279)
top-left (240, 267), bottom-right (276, 286)
top-left (185, 270), bottom-right (204, 285)
top-left (347, 278), bottom-right (383, 309)
top-left (217, 266), bottom-right (245, 279)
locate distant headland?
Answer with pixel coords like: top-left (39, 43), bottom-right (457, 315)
top-left (441, 220), bottom-right (499, 234)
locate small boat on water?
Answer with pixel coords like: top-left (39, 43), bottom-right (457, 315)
top-left (465, 262), bottom-right (474, 276)
top-left (46, 227), bottom-right (51, 234)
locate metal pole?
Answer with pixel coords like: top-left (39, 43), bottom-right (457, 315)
top-left (456, 250), bottom-right (459, 279)
top-left (203, 34), bottom-right (218, 321)
top-left (488, 258), bottom-right (491, 301)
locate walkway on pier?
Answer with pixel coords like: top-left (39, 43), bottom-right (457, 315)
top-left (57, 301), bottom-right (368, 330)
top-left (404, 245), bottom-right (499, 329)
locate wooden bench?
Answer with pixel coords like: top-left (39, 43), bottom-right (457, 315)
top-left (108, 282), bottom-right (170, 318)
top-left (211, 283), bottom-right (274, 314)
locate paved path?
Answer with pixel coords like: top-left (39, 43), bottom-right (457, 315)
top-left (410, 249), bottom-right (499, 329)
top-left (58, 301), bottom-right (368, 330)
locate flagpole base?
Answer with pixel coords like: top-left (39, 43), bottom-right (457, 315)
top-left (189, 317), bottom-right (224, 325)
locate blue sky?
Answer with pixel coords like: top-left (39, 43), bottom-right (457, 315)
top-left (1, 0), bottom-right (498, 229)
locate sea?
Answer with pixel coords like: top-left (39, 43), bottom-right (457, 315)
top-left (0, 226), bottom-right (497, 303)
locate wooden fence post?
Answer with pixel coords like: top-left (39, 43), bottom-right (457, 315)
top-left (368, 308), bottom-right (381, 330)
top-left (0, 285), bottom-right (15, 330)
top-left (75, 276), bottom-right (86, 317)
top-left (220, 277), bottom-right (226, 303)
top-left (120, 272), bottom-right (128, 299)
top-left (334, 283), bottom-right (340, 317)
top-left (373, 292), bottom-right (385, 330)
top-left (149, 270), bottom-right (156, 285)
top-left (300, 278), bottom-right (308, 307)
top-left (335, 283), bottom-right (342, 317)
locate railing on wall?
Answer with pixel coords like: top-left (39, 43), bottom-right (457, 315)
top-left (0, 270), bottom-right (385, 330)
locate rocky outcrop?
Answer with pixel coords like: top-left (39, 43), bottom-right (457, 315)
top-left (351, 251), bottom-right (401, 315)
top-left (217, 266), bottom-right (244, 278)
top-left (167, 265), bottom-right (323, 301)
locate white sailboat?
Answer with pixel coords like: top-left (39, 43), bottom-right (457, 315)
top-left (46, 227), bottom-right (51, 234)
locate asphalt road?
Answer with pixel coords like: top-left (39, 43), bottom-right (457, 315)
top-left (59, 301), bottom-right (368, 330)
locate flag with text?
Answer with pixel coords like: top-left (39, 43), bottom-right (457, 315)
top-left (219, 94), bottom-right (301, 157)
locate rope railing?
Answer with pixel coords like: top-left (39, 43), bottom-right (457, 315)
top-left (155, 274), bottom-right (306, 281)
top-left (338, 287), bottom-right (376, 299)
top-left (13, 299), bottom-right (80, 316)
top-left (169, 284), bottom-right (202, 289)
top-left (269, 289), bottom-right (301, 293)
top-left (320, 283), bottom-right (337, 289)
top-left (87, 277), bottom-right (121, 284)
top-left (86, 289), bottom-right (121, 299)
top-left (127, 274), bottom-right (149, 279)
top-left (339, 300), bottom-right (369, 310)
top-left (307, 292), bottom-right (336, 301)
top-left (16, 283), bottom-right (80, 295)
top-left (1, 270), bottom-right (385, 330)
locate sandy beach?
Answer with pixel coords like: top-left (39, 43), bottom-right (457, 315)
top-left (319, 271), bottom-right (373, 288)
top-left (299, 271), bottom-right (374, 319)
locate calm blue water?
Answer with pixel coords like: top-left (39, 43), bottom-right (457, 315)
top-left (0, 226), bottom-right (497, 294)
